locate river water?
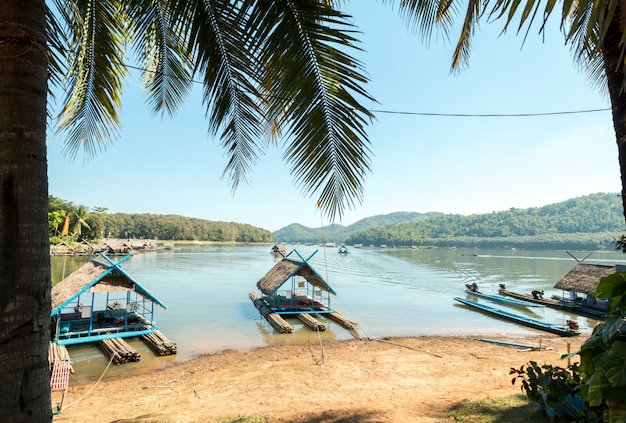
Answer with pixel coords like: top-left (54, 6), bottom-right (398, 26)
top-left (51, 245), bottom-right (626, 382)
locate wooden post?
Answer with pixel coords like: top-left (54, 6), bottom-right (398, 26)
top-left (567, 343), bottom-right (571, 366)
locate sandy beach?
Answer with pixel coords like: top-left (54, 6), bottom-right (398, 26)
top-left (51, 335), bottom-right (585, 422)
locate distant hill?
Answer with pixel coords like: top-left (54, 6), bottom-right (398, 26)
top-left (274, 193), bottom-right (626, 250)
top-left (273, 212), bottom-right (442, 243)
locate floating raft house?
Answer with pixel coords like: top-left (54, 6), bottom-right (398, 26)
top-left (50, 253), bottom-right (176, 368)
top-left (250, 249), bottom-right (368, 339)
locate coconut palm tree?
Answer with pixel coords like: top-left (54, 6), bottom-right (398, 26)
top-left (2, 1), bottom-right (375, 420)
top-left (71, 205), bottom-right (91, 238)
top-left (4, 0), bottom-right (626, 421)
top-left (0, 2), bottom-right (52, 421)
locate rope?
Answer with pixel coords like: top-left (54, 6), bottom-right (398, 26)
top-left (0, 32), bottom-right (47, 61)
top-left (320, 213), bottom-right (330, 285)
top-left (316, 326), bottom-right (325, 369)
top-left (62, 353), bottom-right (115, 410)
top-left (373, 338), bottom-right (443, 358)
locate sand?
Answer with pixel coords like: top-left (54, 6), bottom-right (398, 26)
top-left (52, 335), bottom-right (584, 423)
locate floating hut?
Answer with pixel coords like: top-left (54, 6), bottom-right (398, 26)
top-left (250, 249), bottom-right (368, 339)
top-left (553, 262), bottom-right (614, 312)
top-left (50, 253), bottom-right (176, 363)
top-left (270, 243), bottom-right (287, 256)
top-left (50, 241), bottom-right (75, 256)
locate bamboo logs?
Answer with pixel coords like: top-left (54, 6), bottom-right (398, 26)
top-left (297, 313), bottom-right (326, 331)
top-left (249, 291), bottom-right (293, 333)
top-left (48, 342), bottom-right (74, 373)
top-left (327, 311), bottom-right (370, 340)
top-left (99, 338), bottom-right (140, 364)
top-left (141, 330), bottom-right (177, 355)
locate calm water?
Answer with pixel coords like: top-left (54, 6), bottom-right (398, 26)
top-left (52, 245), bottom-right (626, 382)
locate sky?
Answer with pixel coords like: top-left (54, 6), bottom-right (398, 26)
top-left (47, 2), bottom-right (620, 233)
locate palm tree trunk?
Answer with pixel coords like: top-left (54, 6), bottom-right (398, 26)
top-left (602, 3), bottom-right (626, 221)
top-left (0, 1), bottom-right (52, 421)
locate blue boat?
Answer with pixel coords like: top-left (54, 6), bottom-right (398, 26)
top-left (454, 297), bottom-right (580, 337)
top-left (465, 289), bottom-right (543, 307)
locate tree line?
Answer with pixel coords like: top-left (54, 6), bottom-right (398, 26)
top-left (48, 196), bottom-right (273, 243)
top-left (342, 193), bottom-right (626, 249)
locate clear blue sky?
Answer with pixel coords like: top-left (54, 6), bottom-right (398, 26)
top-left (47, 2), bottom-right (619, 232)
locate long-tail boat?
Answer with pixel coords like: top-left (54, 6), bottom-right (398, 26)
top-left (454, 297), bottom-right (580, 337)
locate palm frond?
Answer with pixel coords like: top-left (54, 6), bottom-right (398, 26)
top-left (56, 0), bottom-right (129, 160)
top-left (563, 0), bottom-right (609, 95)
top-left (124, 0), bottom-right (193, 117)
top-left (380, 0), bottom-right (456, 44)
top-left (451, 0), bottom-right (481, 70)
top-left (174, 0), bottom-right (265, 190)
top-left (250, 0), bottom-right (375, 221)
top-left (47, 2), bottom-right (69, 91)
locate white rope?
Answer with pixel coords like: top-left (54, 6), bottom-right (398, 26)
top-left (316, 326), bottom-right (325, 369)
top-left (63, 353), bottom-right (115, 410)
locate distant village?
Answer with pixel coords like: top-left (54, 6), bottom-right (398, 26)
top-left (50, 238), bottom-right (173, 256)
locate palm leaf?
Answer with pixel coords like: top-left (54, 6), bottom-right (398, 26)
top-left (124, 0), bottom-right (194, 117)
top-left (56, 0), bottom-right (129, 159)
top-left (175, 0), bottom-right (266, 190)
top-left (249, 0), bottom-right (375, 221)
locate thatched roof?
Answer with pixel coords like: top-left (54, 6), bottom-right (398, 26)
top-left (51, 254), bottom-right (167, 315)
top-left (256, 257), bottom-right (337, 296)
top-left (553, 263), bottom-right (615, 296)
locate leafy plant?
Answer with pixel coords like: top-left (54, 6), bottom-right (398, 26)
top-left (510, 361), bottom-right (594, 421)
top-left (573, 271), bottom-right (626, 422)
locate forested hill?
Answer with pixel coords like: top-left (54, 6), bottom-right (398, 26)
top-left (273, 193), bottom-right (626, 250)
top-left (48, 196), bottom-right (273, 243)
top-left (343, 192), bottom-right (625, 250)
top-left (272, 211), bottom-right (442, 243)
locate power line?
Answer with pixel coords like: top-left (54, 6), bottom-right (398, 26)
top-left (77, 57), bottom-right (615, 119)
top-left (369, 108), bottom-right (611, 117)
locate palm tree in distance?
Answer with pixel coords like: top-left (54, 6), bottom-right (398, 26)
top-left (71, 205), bottom-right (91, 238)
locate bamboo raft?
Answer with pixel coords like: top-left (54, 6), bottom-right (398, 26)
top-left (49, 342), bottom-right (74, 373)
top-left (297, 313), bottom-right (326, 331)
top-left (326, 311), bottom-right (370, 340)
top-left (141, 330), bottom-right (177, 355)
top-left (249, 291), bottom-right (293, 333)
top-left (99, 338), bottom-right (141, 364)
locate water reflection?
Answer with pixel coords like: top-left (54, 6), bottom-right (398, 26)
top-left (51, 245), bottom-right (626, 382)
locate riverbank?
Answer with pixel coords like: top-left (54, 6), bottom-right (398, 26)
top-left (52, 335), bottom-right (584, 422)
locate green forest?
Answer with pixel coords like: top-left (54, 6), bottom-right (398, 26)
top-left (274, 192), bottom-right (626, 250)
top-left (48, 196), bottom-right (273, 243)
top-left (50, 192), bottom-right (626, 249)
top-left (344, 193), bottom-right (625, 249)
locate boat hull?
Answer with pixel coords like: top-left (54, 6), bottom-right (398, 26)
top-left (465, 289), bottom-right (542, 307)
top-left (454, 297), bottom-right (580, 337)
top-left (499, 288), bottom-right (606, 320)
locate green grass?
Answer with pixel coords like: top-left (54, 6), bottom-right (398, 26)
top-left (447, 394), bottom-right (550, 422)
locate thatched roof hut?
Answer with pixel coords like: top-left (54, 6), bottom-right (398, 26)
top-left (553, 263), bottom-right (615, 297)
top-left (50, 241), bottom-right (74, 256)
top-left (73, 239), bottom-right (97, 256)
top-left (257, 256), bottom-right (336, 296)
top-left (270, 243), bottom-right (287, 256)
top-left (51, 254), bottom-right (166, 315)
